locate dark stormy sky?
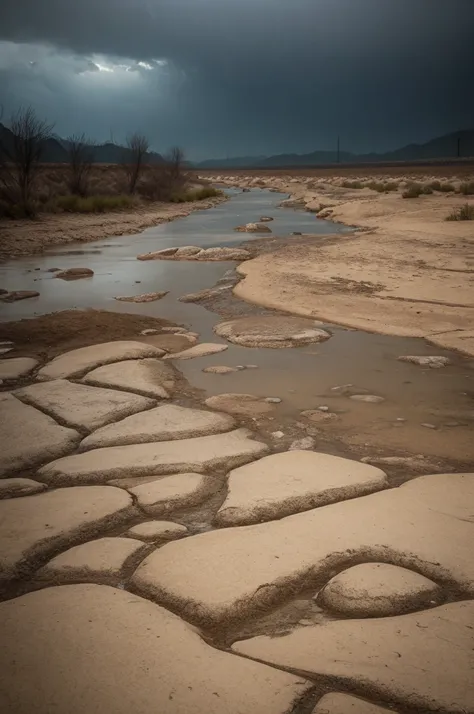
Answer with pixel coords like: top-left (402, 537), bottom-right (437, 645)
top-left (0, 0), bottom-right (473, 160)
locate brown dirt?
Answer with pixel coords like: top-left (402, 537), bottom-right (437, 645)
top-left (204, 162), bottom-right (474, 179)
top-left (0, 309), bottom-right (176, 360)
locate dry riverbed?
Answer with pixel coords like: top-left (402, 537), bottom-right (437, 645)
top-left (1, 176), bottom-right (474, 714)
top-left (204, 171), bottom-right (474, 357)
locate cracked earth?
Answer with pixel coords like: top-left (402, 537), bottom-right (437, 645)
top-left (0, 332), bottom-right (473, 714)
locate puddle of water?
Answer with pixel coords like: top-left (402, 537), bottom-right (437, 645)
top-left (0, 188), bottom-right (472, 462)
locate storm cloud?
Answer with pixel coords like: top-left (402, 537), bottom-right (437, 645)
top-left (0, 0), bottom-right (473, 160)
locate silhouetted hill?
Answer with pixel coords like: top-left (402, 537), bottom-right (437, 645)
top-left (198, 155), bottom-right (267, 169)
top-left (195, 130), bottom-right (474, 168)
top-left (0, 124), bottom-right (164, 164)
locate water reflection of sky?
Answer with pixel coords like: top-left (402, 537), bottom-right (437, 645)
top-left (0, 189), bottom-right (350, 321)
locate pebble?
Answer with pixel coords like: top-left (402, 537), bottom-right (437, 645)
top-left (272, 431), bottom-right (285, 439)
top-left (265, 397), bottom-right (282, 404)
top-left (140, 329), bottom-right (160, 336)
top-left (421, 423), bottom-right (437, 430)
top-left (289, 436), bottom-right (315, 451)
top-left (245, 365), bottom-right (259, 369)
top-left (350, 394), bottom-right (385, 404)
top-left (318, 406), bottom-right (329, 412)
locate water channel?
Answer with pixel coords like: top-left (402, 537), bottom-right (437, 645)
top-left (1, 188), bottom-right (473, 463)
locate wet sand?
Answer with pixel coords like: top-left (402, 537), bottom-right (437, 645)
top-left (207, 173), bottom-right (474, 357)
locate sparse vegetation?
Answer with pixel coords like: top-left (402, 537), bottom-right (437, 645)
top-left (170, 186), bottom-right (222, 203)
top-left (459, 181), bottom-right (474, 195)
top-left (0, 111), bottom-right (224, 219)
top-left (122, 132), bottom-right (150, 194)
top-left (438, 182), bottom-right (455, 192)
top-left (46, 194), bottom-right (136, 213)
top-left (445, 204), bottom-right (474, 221)
top-left (0, 106), bottom-right (54, 216)
top-left (342, 180), bottom-right (363, 189)
top-left (66, 133), bottom-right (95, 196)
top-left (402, 182), bottom-right (423, 198)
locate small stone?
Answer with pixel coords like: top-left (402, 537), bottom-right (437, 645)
top-left (259, 216), bottom-right (274, 222)
top-left (55, 268), bottom-right (94, 280)
top-left (115, 292), bottom-right (168, 303)
top-left (289, 437), bottom-right (315, 451)
top-left (161, 327), bottom-right (188, 334)
top-left (272, 431), bottom-right (285, 439)
top-left (140, 329), bottom-right (160, 336)
top-left (163, 343), bottom-right (228, 360)
top-left (350, 394), bottom-right (385, 404)
top-left (127, 521), bottom-right (188, 542)
top-left (301, 410), bottom-right (338, 423)
top-left (234, 222), bottom-right (272, 233)
top-left (317, 562), bottom-right (443, 617)
top-left (205, 393), bottom-right (275, 417)
top-left (202, 365), bottom-right (239, 374)
top-left (0, 478), bottom-right (47, 499)
top-left (0, 290), bottom-right (39, 302)
top-left (264, 397), bottom-right (282, 404)
top-left (318, 406), bottom-right (329, 412)
top-left (398, 355), bottom-right (450, 369)
top-left (214, 316), bottom-right (331, 349)
top-left (245, 365), bottom-right (259, 369)
top-left (421, 423), bottom-right (437, 430)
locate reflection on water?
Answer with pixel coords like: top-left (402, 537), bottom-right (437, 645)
top-left (0, 188), bottom-right (473, 461)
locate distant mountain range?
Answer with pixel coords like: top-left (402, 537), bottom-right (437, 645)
top-left (1, 123), bottom-right (473, 168)
top-left (0, 124), bottom-right (164, 165)
top-left (195, 130), bottom-right (474, 168)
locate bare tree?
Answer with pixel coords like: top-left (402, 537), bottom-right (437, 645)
top-left (66, 133), bottom-right (95, 196)
top-left (122, 132), bottom-right (149, 194)
top-left (0, 107), bottom-right (54, 212)
top-left (164, 146), bottom-right (186, 190)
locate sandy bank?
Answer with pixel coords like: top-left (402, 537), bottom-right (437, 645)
top-left (208, 173), bottom-right (474, 357)
top-left (0, 195), bottom-right (226, 260)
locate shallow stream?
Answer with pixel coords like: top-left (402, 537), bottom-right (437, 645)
top-left (1, 188), bottom-right (473, 463)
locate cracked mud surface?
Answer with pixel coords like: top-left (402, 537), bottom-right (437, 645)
top-left (0, 181), bottom-right (473, 713)
top-left (0, 334), bottom-right (472, 714)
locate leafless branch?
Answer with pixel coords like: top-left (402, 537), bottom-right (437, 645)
top-left (0, 106), bottom-right (54, 212)
top-left (66, 133), bottom-right (95, 196)
top-left (122, 132), bottom-right (149, 194)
